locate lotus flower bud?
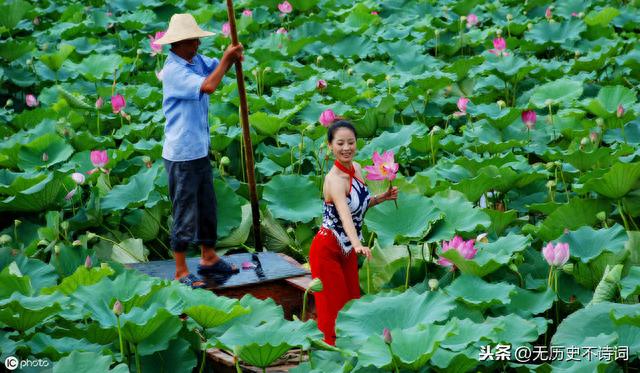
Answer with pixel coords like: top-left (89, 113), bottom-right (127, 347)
top-left (42, 42), bottom-right (49, 51)
top-left (86, 232), bottom-right (97, 240)
top-left (72, 172), bottom-right (85, 184)
top-left (596, 118), bottom-right (604, 127)
top-left (527, 23), bottom-right (533, 31)
top-left (251, 69), bottom-right (258, 77)
top-left (497, 100), bottom-right (506, 109)
top-left (430, 125), bottom-right (442, 134)
top-left (580, 137), bottom-right (589, 146)
top-left (596, 211), bottom-right (606, 221)
top-left (434, 29), bottom-right (440, 36)
top-left (426, 89), bottom-right (433, 96)
top-left (347, 68), bottom-right (353, 75)
top-left (286, 227), bottom-right (295, 234)
top-left (316, 56), bottom-right (323, 64)
top-left (136, 48), bottom-right (143, 56)
top-left (496, 29), bottom-right (502, 36)
top-left (5, 99), bottom-right (13, 107)
top-left (0, 234), bottom-right (11, 245)
top-left (616, 104), bottom-right (624, 118)
top-left (460, 16), bottom-right (467, 22)
top-left (95, 97), bottom-right (104, 109)
top-left (508, 263), bottom-right (519, 273)
top-left (26, 58), bottom-right (33, 66)
top-left (33, 16), bottom-right (40, 25)
top-left (546, 180), bottom-right (556, 188)
top-left (428, 279), bottom-right (439, 291)
top-left (54, 245), bottom-right (61, 255)
top-left (15, 219), bottom-right (22, 227)
top-left (220, 156), bottom-right (231, 166)
top-left (113, 300), bottom-right (123, 316)
top-left (578, 12), bottom-right (584, 18)
top-left (383, 328), bottom-right (392, 344)
top-left (574, 51), bottom-right (581, 59)
top-left (84, 255), bottom-right (92, 268)
top-left (142, 156), bottom-right (152, 167)
top-left (476, 233), bottom-right (489, 243)
top-left (60, 221), bottom-right (69, 231)
top-left (385, 75), bottom-right (391, 81)
top-left (316, 79), bottom-right (327, 90)
top-left (72, 240), bottom-right (81, 246)
top-left (506, 14), bottom-right (513, 21)
top-left (42, 153), bottom-right (49, 162)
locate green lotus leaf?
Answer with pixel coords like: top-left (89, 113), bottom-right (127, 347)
top-left (140, 337), bottom-right (197, 373)
top-left (26, 334), bottom-right (105, 360)
top-left (526, 20), bottom-right (586, 45)
top-left (336, 289), bottom-right (456, 348)
top-left (41, 265), bottom-right (114, 295)
top-left (604, 122), bottom-right (640, 145)
top-left (558, 224), bottom-right (628, 263)
top-left (123, 206), bottom-right (160, 242)
top-left (561, 147), bottom-right (613, 171)
top-left (217, 319), bottom-right (321, 368)
top-left (136, 313), bottom-right (183, 356)
top-left (0, 171), bottom-right (73, 212)
top-left (76, 54), bottom-right (124, 81)
top-left (214, 179), bottom-right (244, 238)
top-left (0, 0), bottom-right (32, 30)
top-left (263, 174), bottom-right (321, 223)
top-left (620, 266), bottom-right (640, 299)
top-left (100, 164), bottom-right (159, 212)
top-left (585, 85), bottom-right (637, 118)
top-left (549, 333), bottom-right (618, 373)
top-left (365, 193), bottom-right (443, 248)
top-left (439, 318), bottom-right (500, 352)
top-left (40, 44), bottom-right (75, 72)
top-left (0, 39), bottom-right (34, 61)
top-left (208, 295), bottom-right (284, 336)
top-left (100, 237), bottom-right (148, 264)
top-left (485, 314), bottom-right (545, 348)
top-left (356, 323), bottom-right (456, 370)
top-left (440, 233), bottom-right (530, 277)
top-left (117, 304), bottom-right (176, 344)
top-left (430, 346), bottom-right (479, 373)
top-left (250, 111), bottom-right (285, 136)
top-left (176, 287), bottom-right (249, 329)
top-left (589, 264), bottom-right (623, 305)
top-left (610, 304), bottom-right (640, 327)
top-left (426, 190), bottom-right (491, 242)
top-left (552, 302), bottom-right (640, 354)
top-left (261, 207), bottom-right (296, 252)
top-left (217, 203), bottom-right (252, 248)
top-left (583, 161), bottom-right (640, 199)
top-left (13, 255), bottom-right (57, 293)
top-left (446, 274), bottom-right (516, 308)
top-left (538, 198), bottom-right (610, 241)
top-left (529, 79), bottom-right (583, 108)
top-left (584, 7), bottom-right (620, 26)
top-left (484, 209), bottom-right (518, 236)
top-left (331, 35), bottom-right (376, 58)
top-left (497, 287), bottom-right (556, 317)
top-left (18, 133), bottom-right (74, 170)
top-left (359, 124), bottom-right (426, 160)
top-left (0, 292), bottom-right (64, 332)
top-left (53, 351), bottom-right (128, 373)
top-left (358, 244), bottom-right (413, 293)
top-left (0, 263), bottom-right (32, 298)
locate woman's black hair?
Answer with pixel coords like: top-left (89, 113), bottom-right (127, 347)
top-left (327, 120), bottom-right (357, 143)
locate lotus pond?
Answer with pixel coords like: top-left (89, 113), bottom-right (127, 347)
top-left (1, 0), bottom-right (640, 372)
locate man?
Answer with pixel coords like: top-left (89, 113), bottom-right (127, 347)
top-left (155, 13), bottom-right (243, 288)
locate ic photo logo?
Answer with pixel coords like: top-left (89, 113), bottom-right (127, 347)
top-left (4, 356), bottom-right (51, 370)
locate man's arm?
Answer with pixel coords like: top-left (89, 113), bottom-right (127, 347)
top-left (200, 44), bottom-right (244, 94)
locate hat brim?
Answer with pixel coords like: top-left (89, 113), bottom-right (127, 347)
top-left (154, 30), bottom-right (216, 45)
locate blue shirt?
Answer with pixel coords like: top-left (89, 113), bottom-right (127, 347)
top-left (161, 51), bottom-right (219, 161)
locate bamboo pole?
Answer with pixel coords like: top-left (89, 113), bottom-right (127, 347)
top-left (225, 0), bottom-right (262, 251)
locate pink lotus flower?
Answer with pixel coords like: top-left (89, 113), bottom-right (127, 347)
top-left (241, 261), bottom-right (256, 270)
top-left (571, 12), bottom-right (578, 17)
top-left (316, 79), bottom-right (327, 90)
top-left (489, 37), bottom-right (508, 56)
top-left (545, 7), bottom-right (552, 20)
top-left (42, 153), bottom-right (49, 162)
top-left (453, 97), bottom-right (469, 117)
top-left (90, 150), bottom-right (109, 168)
top-left (617, 104), bottom-right (624, 118)
top-left (71, 172), bottom-right (85, 184)
top-left (26, 94), bottom-right (39, 107)
top-left (522, 110), bottom-right (537, 130)
top-left (371, 11), bottom-right (379, 15)
top-left (542, 242), bottom-right (569, 267)
top-left (149, 31), bottom-right (166, 56)
top-left (319, 109), bottom-right (336, 127)
top-left (437, 236), bottom-right (477, 268)
top-left (64, 188), bottom-right (77, 201)
top-left (242, 9), bottom-right (253, 17)
top-left (278, 1), bottom-right (292, 14)
top-left (383, 328), bottom-right (392, 344)
top-left (84, 255), bottom-right (92, 268)
top-left (276, 27), bottom-right (288, 35)
top-left (466, 13), bottom-right (478, 28)
top-left (590, 131), bottom-right (598, 143)
top-left (364, 151), bottom-right (399, 181)
top-left (111, 94), bottom-right (126, 114)
top-left (95, 97), bottom-right (103, 109)
top-left (222, 22), bottom-right (231, 37)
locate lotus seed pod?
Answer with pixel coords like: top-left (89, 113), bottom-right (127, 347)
top-left (136, 48), bottom-right (143, 55)
top-left (61, 221), bottom-right (69, 231)
top-left (596, 211), bottom-right (606, 221)
top-left (508, 263), bottom-right (519, 273)
top-left (527, 23), bottom-right (533, 30)
top-left (497, 100), bottom-right (506, 108)
top-left (506, 14), bottom-right (513, 21)
top-left (385, 75), bottom-right (391, 81)
top-left (460, 16), bottom-right (467, 22)
top-left (54, 245), bottom-right (61, 255)
top-left (580, 137), bottom-right (589, 146)
top-left (286, 227), bottom-right (295, 234)
top-left (86, 232), bottom-right (97, 240)
top-left (578, 12), bottom-right (584, 17)
top-left (430, 125), bottom-right (442, 134)
top-left (308, 277), bottom-right (323, 292)
top-left (366, 78), bottom-right (375, 86)
top-left (316, 56), bottom-right (323, 64)
top-left (15, 219), bottom-right (21, 226)
top-left (347, 68), bottom-right (353, 75)
top-left (42, 42), bottom-right (49, 51)
top-left (251, 69), bottom-right (258, 77)
top-left (574, 51), bottom-right (581, 58)
top-left (0, 234), bottom-right (11, 245)
top-left (596, 118), bottom-right (605, 127)
top-left (220, 156), bottom-right (230, 166)
top-left (72, 240), bottom-right (81, 246)
top-left (428, 279), bottom-right (439, 291)
top-left (304, 124), bottom-right (315, 132)
top-left (426, 89), bottom-right (433, 95)
top-left (546, 180), bottom-right (556, 188)
top-left (26, 58), bottom-right (33, 66)
top-left (544, 99), bottom-right (553, 106)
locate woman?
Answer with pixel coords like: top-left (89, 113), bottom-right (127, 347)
top-left (309, 120), bottom-right (398, 345)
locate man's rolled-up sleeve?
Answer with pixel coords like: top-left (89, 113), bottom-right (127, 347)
top-left (164, 65), bottom-right (206, 100)
top-left (201, 55), bottom-right (220, 75)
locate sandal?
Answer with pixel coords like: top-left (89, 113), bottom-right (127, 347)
top-left (178, 273), bottom-right (206, 289)
top-left (197, 258), bottom-right (239, 277)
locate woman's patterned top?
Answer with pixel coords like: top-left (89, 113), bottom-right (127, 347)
top-left (322, 176), bottom-right (371, 255)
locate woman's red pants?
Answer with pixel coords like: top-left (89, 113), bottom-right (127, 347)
top-left (309, 227), bottom-right (360, 345)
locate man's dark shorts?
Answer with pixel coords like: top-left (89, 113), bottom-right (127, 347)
top-left (163, 156), bottom-right (217, 252)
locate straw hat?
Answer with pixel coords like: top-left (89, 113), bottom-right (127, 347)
top-left (154, 13), bottom-right (215, 45)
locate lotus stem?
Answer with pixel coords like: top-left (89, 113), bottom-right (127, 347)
top-left (554, 269), bottom-right (560, 326)
top-left (135, 343), bottom-right (142, 373)
top-left (298, 130), bottom-right (305, 175)
top-left (386, 344), bottom-right (399, 373)
top-left (389, 180), bottom-right (398, 209)
top-left (405, 247), bottom-right (412, 290)
top-left (366, 258), bottom-right (371, 294)
top-left (618, 200), bottom-right (630, 231)
top-left (302, 289), bottom-right (309, 320)
top-left (430, 132), bottom-right (436, 165)
top-left (547, 266), bottom-right (554, 289)
top-left (198, 329), bottom-right (207, 373)
top-left (96, 108), bottom-right (101, 135)
top-left (116, 316), bottom-right (126, 364)
top-left (558, 166), bottom-right (570, 203)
